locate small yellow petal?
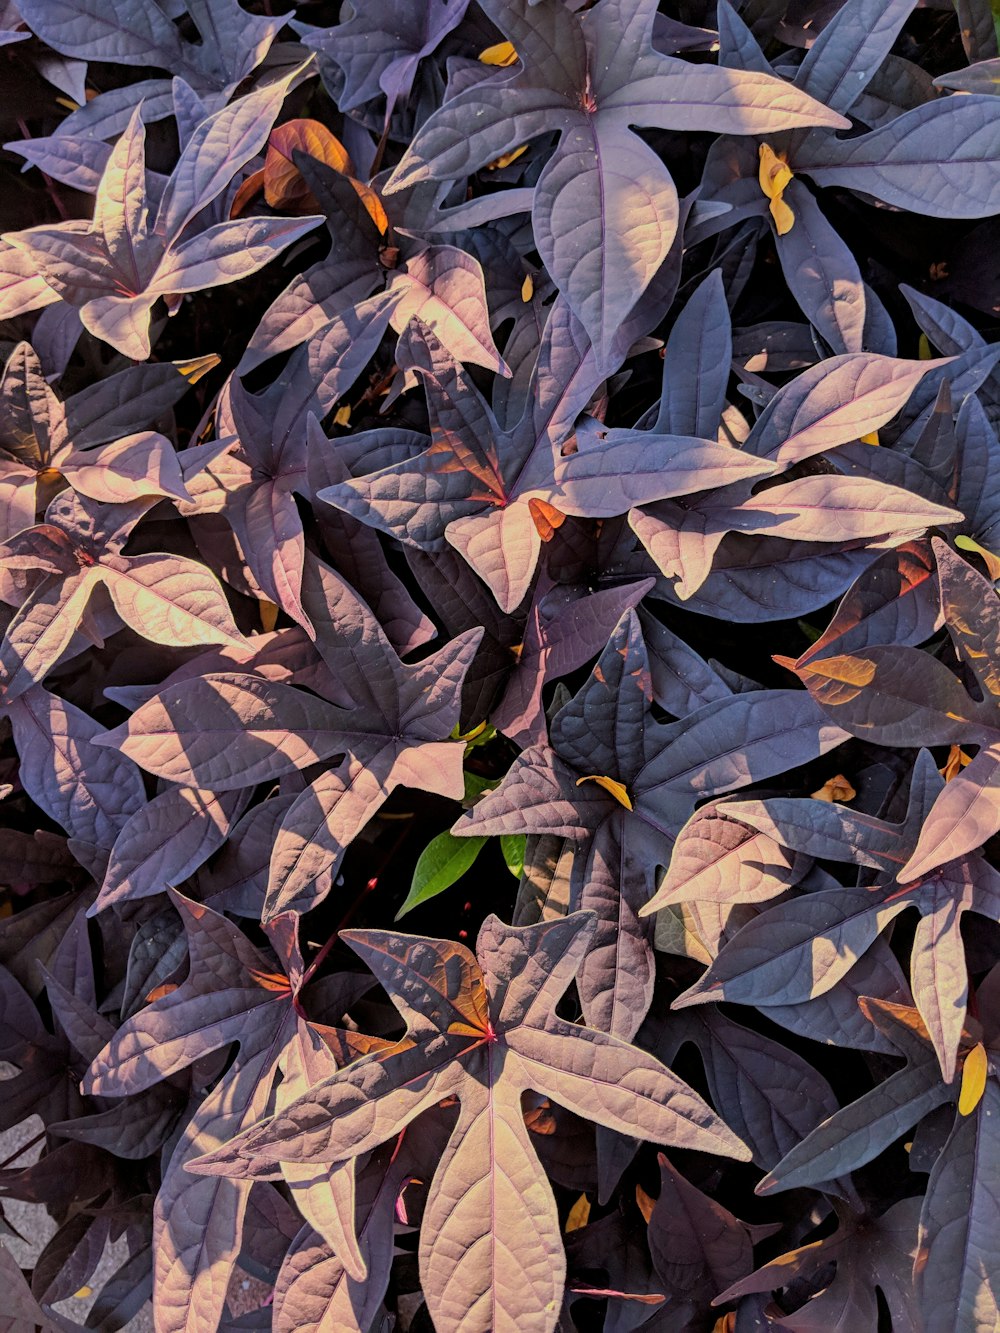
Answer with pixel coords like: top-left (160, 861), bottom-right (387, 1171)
top-left (486, 144), bottom-right (528, 171)
top-left (73, 1286), bottom-right (92, 1299)
top-left (759, 144), bottom-right (795, 233)
top-left (576, 775), bottom-right (633, 811)
top-left (859, 431), bottom-right (880, 446)
top-left (334, 405), bottom-right (351, 426)
top-left (566, 1194), bottom-right (590, 1232)
top-left (758, 143), bottom-right (792, 200)
top-left (479, 40), bottom-right (518, 66)
top-left (959, 1042), bottom-right (989, 1116)
top-left (769, 195), bottom-right (796, 236)
top-left (521, 274), bottom-right (534, 302)
top-left (174, 353), bottom-right (221, 384)
top-left (260, 600), bottom-right (279, 633)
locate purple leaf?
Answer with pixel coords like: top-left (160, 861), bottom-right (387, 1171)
top-left (7, 685), bottom-right (146, 852)
top-left (793, 94), bottom-right (1000, 217)
top-left (188, 914), bottom-right (749, 1333)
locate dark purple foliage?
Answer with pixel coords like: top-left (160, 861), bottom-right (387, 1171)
top-left (1, 0), bottom-right (999, 1330)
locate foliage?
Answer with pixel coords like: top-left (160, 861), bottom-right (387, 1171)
top-left (1, 0), bottom-right (1000, 1329)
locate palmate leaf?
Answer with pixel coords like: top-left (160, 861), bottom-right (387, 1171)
top-left (698, 0), bottom-right (1000, 339)
top-left (0, 340), bottom-right (211, 541)
top-left (189, 912), bottom-right (749, 1333)
top-left (90, 785), bottom-right (249, 915)
top-left (98, 556), bottom-right (481, 922)
top-left (457, 610), bottom-right (847, 1042)
top-left (15, 0), bottom-right (280, 93)
top-left (3, 71), bottom-right (322, 359)
top-left (0, 492), bottom-right (248, 701)
top-left (383, 0), bottom-right (845, 369)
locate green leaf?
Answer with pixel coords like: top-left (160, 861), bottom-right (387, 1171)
top-left (500, 834), bottom-right (526, 879)
top-left (395, 831), bottom-right (488, 919)
top-left (463, 770), bottom-right (500, 804)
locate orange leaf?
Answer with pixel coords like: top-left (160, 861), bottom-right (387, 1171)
top-left (146, 983), bottom-right (179, 1003)
top-left (811, 774), bottom-right (856, 803)
top-left (941, 744), bottom-right (973, 782)
top-left (566, 1194), bottom-right (591, 1232)
top-left (635, 1184), bottom-right (655, 1224)
top-left (229, 167), bottom-right (266, 218)
top-left (265, 119), bottom-right (353, 209)
top-left (528, 497), bottom-right (566, 542)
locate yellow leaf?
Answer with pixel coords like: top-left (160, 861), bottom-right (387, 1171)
top-left (174, 353), bottom-right (221, 384)
top-left (918, 333), bottom-right (933, 360)
top-left (334, 405), bottom-right (351, 426)
top-left (260, 600), bottom-right (279, 632)
top-left (859, 431), bottom-right (880, 446)
top-left (566, 1194), bottom-right (590, 1232)
top-left (576, 775), bottom-right (633, 811)
top-left (487, 144), bottom-right (528, 171)
top-left (758, 143), bottom-right (792, 199)
top-left (635, 1184), bottom-right (655, 1224)
top-left (758, 143), bottom-right (795, 235)
top-left (56, 97), bottom-right (81, 113)
top-left (479, 40), bottom-right (518, 66)
top-left (521, 274), bottom-right (534, 302)
top-left (959, 1041), bottom-right (989, 1116)
top-left (811, 774), bottom-right (856, 803)
top-left (769, 195), bottom-right (795, 236)
top-left (955, 534), bottom-right (1000, 580)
